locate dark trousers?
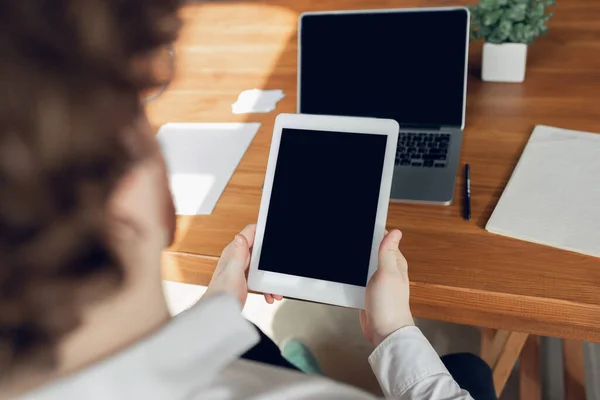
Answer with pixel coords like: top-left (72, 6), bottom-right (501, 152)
top-left (241, 325), bottom-right (497, 400)
top-left (441, 353), bottom-right (498, 400)
top-left (241, 324), bottom-right (300, 371)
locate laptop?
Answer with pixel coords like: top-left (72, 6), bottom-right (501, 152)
top-left (298, 7), bottom-right (470, 205)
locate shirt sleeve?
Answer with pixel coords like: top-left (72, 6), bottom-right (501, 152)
top-left (368, 326), bottom-right (473, 399)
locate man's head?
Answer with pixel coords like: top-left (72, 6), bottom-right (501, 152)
top-left (0, 0), bottom-right (180, 375)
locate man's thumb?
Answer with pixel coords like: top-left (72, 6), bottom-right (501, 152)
top-left (234, 234), bottom-right (248, 248)
top-left (222, 234), bottom-right (250, 272)
top-left (378, 230), bottom-right (402, 271)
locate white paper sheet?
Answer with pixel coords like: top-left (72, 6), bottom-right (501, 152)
top-left (232, 89), bottom-right (285, 114)
top-left (157, 123), bottom-right (260, 215)
top-left (486, 125), bottom-right (600, 258)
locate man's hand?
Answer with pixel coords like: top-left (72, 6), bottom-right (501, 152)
top-left (205, 225), bottom-right (283, 307)
top-left (360, 230), bottom-right (414, 347)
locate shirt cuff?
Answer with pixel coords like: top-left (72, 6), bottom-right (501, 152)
top-left (368, 326), bottom-right (451, 398)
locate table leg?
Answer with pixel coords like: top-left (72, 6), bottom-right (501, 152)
top-left (563, 339), bottom-right (585, 400)
top-left (481, 328), bottom-right (497, 362)
top-left (493, 331), bottom-right (529, 396)
top-left (480, 329), bottom-right (529, 397)
top-left (482, 330), bottom-right (510, 367)
top-left (519, 335), bottom-right (541, 400)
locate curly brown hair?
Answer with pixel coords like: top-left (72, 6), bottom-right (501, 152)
top-left (0, 0), bottom-right (181, 375)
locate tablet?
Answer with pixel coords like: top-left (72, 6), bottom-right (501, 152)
top-left (248, 113), bottom-right (399, 309)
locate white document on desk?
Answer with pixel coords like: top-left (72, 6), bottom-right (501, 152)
top-left (157, 122), bottom-right (260, 215)
top-left (486, 125), bottom-right (600, 258)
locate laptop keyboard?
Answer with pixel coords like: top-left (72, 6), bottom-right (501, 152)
top-left (395, 132), bottom-right (451, 168)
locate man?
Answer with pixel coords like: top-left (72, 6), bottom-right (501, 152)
top-left (0, 0), bottom-right (490, 398)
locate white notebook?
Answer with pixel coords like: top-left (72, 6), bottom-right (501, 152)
top-left (157, 123), bottom-right (260, 215)
top-left (486, 125), bottom-right (600, 258)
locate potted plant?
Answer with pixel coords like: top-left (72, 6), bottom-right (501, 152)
top-left (470, 0), bottom-right (555, 82)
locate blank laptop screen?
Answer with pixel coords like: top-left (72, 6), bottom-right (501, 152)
top-left (299, 9), bottom-right (469, 128)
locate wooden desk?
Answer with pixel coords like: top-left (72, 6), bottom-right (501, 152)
top-left (149, 0), bottom-right (600, 342)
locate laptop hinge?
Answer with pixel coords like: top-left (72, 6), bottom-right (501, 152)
top-left (400, 124), bottom-right (457, 131)
top-left (400, 124), bottom-right (441, 131)
top-left (440, 125), bottom-right (459, 131)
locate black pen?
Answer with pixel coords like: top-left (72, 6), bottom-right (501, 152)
top-left (464, 164), bottom-right (471, 221)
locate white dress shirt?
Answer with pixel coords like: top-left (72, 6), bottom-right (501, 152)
top-left (19, 294), bottom-right (473, 400)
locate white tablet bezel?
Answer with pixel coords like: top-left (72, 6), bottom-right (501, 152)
top-left (247, 113), bottom-right (399, 309)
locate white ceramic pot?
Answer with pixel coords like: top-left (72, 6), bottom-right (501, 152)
top-left (482, 43), bottom-right (528, 83)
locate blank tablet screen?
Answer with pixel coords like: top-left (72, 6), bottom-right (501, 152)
top-left (258, 128), bottom-right (386, 286)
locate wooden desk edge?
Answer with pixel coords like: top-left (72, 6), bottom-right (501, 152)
top-left (162, 251), bottom-right (600, 342)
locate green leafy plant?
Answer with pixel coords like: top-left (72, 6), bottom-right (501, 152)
top-left (470, 0), bottom-right (556, 45)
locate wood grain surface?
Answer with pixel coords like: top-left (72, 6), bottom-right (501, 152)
top-left (492, 332), bottom-right (529, 396)
top-left (519, 335), bottom-right (542, 400)
top-left (563, 339), bottom-right (586, 400)
top-left (151, 0), bottom-right (600, 341)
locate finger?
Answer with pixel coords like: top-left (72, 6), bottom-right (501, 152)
top-left (378, 229), bottom-right (402, 272)
top-left (217, 234), bottom-right (250, 273)
top-left (359, 309), bottom-right (368, 330)
top-left (234, 233), bottom-right (248, 248)
top-left (272, 295), bottom-right (283, 301)
top-left (382, 229), bottom-right (402, 247)
top-left (264, 293), bottom-right (274, 304)
top-left (359, 310), bottom-right (373, 343)
top-left (239, 224), bottom-right (257, 248)
top-left (219, 232), bottom-right (246, 258)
